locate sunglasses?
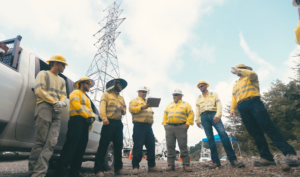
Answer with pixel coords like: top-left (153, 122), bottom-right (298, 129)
top-left (58, 62), bottom-right (66, 67)
top-left (173, 94), bottom-right (180, 97)
top-left (115, 82), bottom-right (122, 87)
top-left (141, 91), bottom-right (147, 93)
top-left (198, 85), bottom-right (206, 88)
top-left (84, 81), bottom-right (91, 85)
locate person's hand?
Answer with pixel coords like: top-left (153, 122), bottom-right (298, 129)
top-left (54, 101), bottom-right (67, 108)
top-left (213, 116), bottom-right (220, 123)
top-left (184, 124), bottom-right (189, 129)
top-left (197, 122), bottom-right (202, 128)
top-left (141, 103), bottom-right (150, 109)
top-left (230, 112), bottom-right (236, 117)
top-left (118, 105), bottom-right (124, 111)
top-left (231, 67), bottom-right (238, 74)
top-left (103, 119), bottom-right (110, 125)
top-left (86, 117), bottom-right (95, 126)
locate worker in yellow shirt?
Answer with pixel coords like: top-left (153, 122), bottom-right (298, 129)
top-left (94, 78), bottom-right (129, 177)
top-left (129, 86), bottom-right (163, 175)
top-left (195, 80), bottom-right (245, 169)
top-left (56, 76), bottom-right (97, 177)
top-left (163, 89), bottom-right (194, 172)
top-left (293, 1), bottom-right (300, 44)
top-left (231, 64), bottom-right (299, 167)
top-left (28, 54), bottom-right (68, 177)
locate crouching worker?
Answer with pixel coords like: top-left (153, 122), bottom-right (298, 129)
top-left (56, 77), bottom-right (97, 177)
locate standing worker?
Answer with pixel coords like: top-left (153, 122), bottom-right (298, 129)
top-left (56, 77), bottom-right (97, 177)
top-left (28, 54), bottom-right (68, 177)
top-left (231, 64), bottom-right (299, 167)
top-left (129, 86), bottom-right (163, 175)
top-left (195, 80), bottom-right (245, 169)
top-left (94, 78), bottom-right (129, 177)
top-left (163, 89), bottom-right (194, 172)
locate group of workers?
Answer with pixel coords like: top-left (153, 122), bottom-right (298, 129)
top-left (27, 54), bottom-right (300, 177)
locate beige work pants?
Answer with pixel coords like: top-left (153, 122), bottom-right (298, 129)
top-left (165, 124), bottom-right (190, 166)
top-left (28, 102), bottom-right (61, 177)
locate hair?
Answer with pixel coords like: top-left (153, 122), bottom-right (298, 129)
top-left (49, 61), bottom-right (55, 68)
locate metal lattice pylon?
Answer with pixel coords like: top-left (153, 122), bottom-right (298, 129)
top-left (87, 0), bottom-right (125, 104)
top-left (86, 0), bottom-right (133, 149)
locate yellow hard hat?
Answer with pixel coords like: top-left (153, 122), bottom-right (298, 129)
top-left (197, 80), bottom-right (209, 88)
top-left (236, 63), bottom-right (252, 70)
top-left (73, 76), bottom-right (95, 89)
top-left (46, 54), bottom-right (68, 66)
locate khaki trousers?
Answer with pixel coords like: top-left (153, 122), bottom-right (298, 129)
top-left (28, 102), bottom-right (61, 177)
top-left (165, 124), bottom-right (190, 166)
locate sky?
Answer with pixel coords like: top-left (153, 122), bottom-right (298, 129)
top-left (1, 0), bottom-right (300, 147)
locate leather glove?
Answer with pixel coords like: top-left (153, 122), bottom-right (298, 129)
top-left (53, 101), bottom-right (67, 109)
top-left (54, 107), bottom-right (63, 114)
top-left (86, 117), bottom-right (95, 126)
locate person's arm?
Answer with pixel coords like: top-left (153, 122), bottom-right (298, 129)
top-left (69, 91), bottom-right (89, 118)
top-left (121, 98), bottom-right (126, 116)
top-left (100, 92), bottom-right (108, 120)
top-left (59, 79), bottom-right (67, 104)
top-left (162, 107), bottom-right (168, 125)
top-left (215, 93), bottom-right (222, 118)
top-left (34, 71), bottom-right (56, 104)
top-left (230, 95), bottom-right (237, 113)
top-left (237, 69), bottom-right (257, 81)
top-left (195, 97), bottom-right (201, 124)
top-left (129, 99), bottom-right (141, 114)
top-left (186, 104), bottom-right (194, 126)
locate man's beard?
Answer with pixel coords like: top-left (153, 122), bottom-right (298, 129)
top-left (115, 86), bottom-right (121, 92)
top-left (84, 87), bottom-right (89, 92)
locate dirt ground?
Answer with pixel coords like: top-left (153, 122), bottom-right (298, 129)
top-left (1, 157), bottom-right (300, 177)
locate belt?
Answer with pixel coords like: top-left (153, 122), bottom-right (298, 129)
top-left (201, 111), bottom-right (216, 115)
top-left (238, 96), bottom-right (260, 105)
top-left (167, 123), bottom-right (185, 126)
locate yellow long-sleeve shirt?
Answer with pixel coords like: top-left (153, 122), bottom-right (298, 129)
top-left (34, 70), bottom-right (66, 105)
top-left (129, 97), bottom-right (154, 124)
top-left (230, 69), bottom-right (260, 112)
top-left (163, 100), bottom-right (194, 126)
top-left (295, 20), bottom-right (300, 45)
top-left (195, 91), bottom-right (222, 124)
top-left (100, 91), bottom-right (126, 120)
top-left (69, 89), bottom-right (96, 119)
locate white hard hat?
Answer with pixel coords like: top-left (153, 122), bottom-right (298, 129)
top-left (172, 89), bottom-right (183, 96)
top-left (137, 86), bottom-right (149, 92)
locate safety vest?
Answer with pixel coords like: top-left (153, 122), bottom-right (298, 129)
top-left (129, 97), bottom-right (154, 124)
top-left (69, 90), bottom-right (95, 118)
top-left (163, 100), bottom-right (194, 125)
top-left (100, 91), bottom-right (126, 120)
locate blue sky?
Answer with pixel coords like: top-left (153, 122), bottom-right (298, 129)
top-left (1, 0), bottom-right (299, 146)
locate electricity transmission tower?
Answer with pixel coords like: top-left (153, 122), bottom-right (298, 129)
top-left (87, 0), bottom-right (125, 102)
top-left (86, 0), bottom-right (132, 149)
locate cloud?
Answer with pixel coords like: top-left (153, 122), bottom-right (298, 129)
top-left (0, 33), bottom-right (5, 41)
top-left (282, 46), bottom-right (300, 83)
top-left (239, 32), bottom-right (275, 81)
top-left (192, 42), bottom-right (216, 64)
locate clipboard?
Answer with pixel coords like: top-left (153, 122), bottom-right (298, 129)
top-left (146, 97), bottom-right (161, 107)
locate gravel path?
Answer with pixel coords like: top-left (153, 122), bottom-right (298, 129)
top-left (1, 158), bottom-right (300, 176)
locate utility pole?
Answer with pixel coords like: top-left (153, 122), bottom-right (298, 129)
top-left (86, 0), bottom-right (132, 149)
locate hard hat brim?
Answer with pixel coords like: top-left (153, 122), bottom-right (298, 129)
top-left (73, 78), bottom-right (95, 89)
top-left (46, 59), bottom-right (68, 66)
top-left (106, 78), bottom-right (128, 91)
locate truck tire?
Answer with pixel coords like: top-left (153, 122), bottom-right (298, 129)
top-left (105, 142), bottom-right (114, 170)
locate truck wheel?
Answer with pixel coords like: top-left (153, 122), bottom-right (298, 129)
top-left (105, 142), bottom-right (114, 170)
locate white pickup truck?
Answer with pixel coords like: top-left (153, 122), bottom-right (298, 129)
top-left (0, 35), bottom-right (114, 170)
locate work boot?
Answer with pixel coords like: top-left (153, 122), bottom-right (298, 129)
top-left (285, 154), bottom-right (300, 167)
top-left (166, 164), bottom-right (175, 171)
top-left (183, 165), bottom-right (193, 172)
top-left (148, 166), bottom-right (164, 172)
top-left (114, 169), bottom-right (130, 175)
top-left (231, 160), bottom-right (245, 168)
top-left (95, 171), bottom-right (104, 177)
top-left (132, 168), bottom-right (139, 175)
top-left (253, 158), bottom-right (276, 167)
top-left (208, 163), bottom-right (221, 169)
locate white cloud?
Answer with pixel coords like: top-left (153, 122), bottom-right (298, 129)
top-left (239, 32), bottom-right (275, 81)
top-left (0, 33), bottom-right (5, 41)
top-left (282, 46), bottom-right (300, 83)
top-left (192, 42), bottom-right (216, 64)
